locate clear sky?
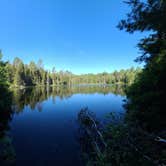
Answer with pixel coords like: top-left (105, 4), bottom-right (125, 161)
top-left (0, 0), bottom-right (146, 74)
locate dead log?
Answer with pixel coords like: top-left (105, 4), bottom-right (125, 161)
top-left (78, 108), bottom-right (107, 157)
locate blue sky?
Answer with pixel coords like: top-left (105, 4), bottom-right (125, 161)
top-left (0, 0), bottom-right (146, 74)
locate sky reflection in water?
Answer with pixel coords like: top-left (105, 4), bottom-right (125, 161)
top-left (10, 85), bottom-right (126, 166)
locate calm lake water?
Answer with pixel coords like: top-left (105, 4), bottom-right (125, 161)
top-left (8, 85), bottom-right (125, 166)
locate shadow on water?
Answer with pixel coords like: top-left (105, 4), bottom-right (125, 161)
top-left (0, 86), bottom-right (16, 165)
top-left (6, 84), bottom-right (126, 166)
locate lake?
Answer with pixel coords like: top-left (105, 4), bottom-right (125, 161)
top-left (7, 85), bottom-right (125, 166)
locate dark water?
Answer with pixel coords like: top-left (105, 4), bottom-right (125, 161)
top-left (8, 85), bottom-right (125, 166)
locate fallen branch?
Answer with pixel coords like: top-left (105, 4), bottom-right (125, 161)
top-left (78, 108), bottom-right (107, 156)
top-left (155, 136), bottom-right (166, 143)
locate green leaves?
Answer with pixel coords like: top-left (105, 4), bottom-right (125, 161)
top-left (118, 0), bottom-right (166, 131)
top-left (118, 0), bottom-right (166, 63)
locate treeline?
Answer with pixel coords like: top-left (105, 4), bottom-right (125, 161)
top-left (72, 68), bottom-right (141, 85)
top-left (120, 0), bottom-right (166, 132)
top-left (0, 52), bottom-right (12, 109)
top-left (92, 1), bottom-right (166, 165)
top-left (0, 51), bottom-right (15, 164)
top-left (4, 56), bottom-right (141, 87)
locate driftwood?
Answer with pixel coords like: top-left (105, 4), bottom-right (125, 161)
top-left (137, 129), bottom-right (166, 143)
top-left (78, 108), bottom-right (166, 165)
top-left (78, 108), bottom-right (107, 157)
top-left (127, 127), bottom-right (166, 166)
top-left (155, 136), bottom-right (166, 143)
top-left (129, 141), bottom-right (166, 166)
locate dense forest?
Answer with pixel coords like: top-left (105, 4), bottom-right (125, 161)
top-left (0, 52), bottom-right (15, 164)
top-left (0, 0), bottom-right (165, 165)
top-left (88, 0), bottom-right (166, 165)
top-left (120, 0), bottom-right (166, 132)
top-left (2, 54), bottom-right (141, 87)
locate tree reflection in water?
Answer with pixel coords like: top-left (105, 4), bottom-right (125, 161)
top-left (0, 84), bottom-right (125, 165)
top-left (0, 88), bottom-right (16, 165)
top-left (12, 85), bottom-right (125, 113)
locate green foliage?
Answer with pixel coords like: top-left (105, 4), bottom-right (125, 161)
top-left (0, 51), bottom-right (8, 86)
top-left (90, 1), bottom-right (166, 165)
top-left (118, 0), bottom-right (166, 132)
top-left (0, 52), bottom-right (12, 109)
top-left (78, 110), bottom-right (165, 166)
top-left (96, 123), bottom-right (165, 166)
top-left (71, 68), bottom-right (141, 85)
top-left (0, 51), bottom-right (15, 165)
top-left (125, 52), bottom-right (166, 131)
top-left (118, 0), bottom-right (166, 62)
top-left (2, 55), bottom-right (141, 87)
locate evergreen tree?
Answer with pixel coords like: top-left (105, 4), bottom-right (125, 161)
top-left (0, 50), bottom-right (12, 109)
top-left (118, 0), bottom-right (166, 131)
top-left (13, 60), bottom-right (25, 87)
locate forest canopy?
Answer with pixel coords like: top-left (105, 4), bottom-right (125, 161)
top-left (118, 0), bottom-right (166, 131)
top-left (1, 56), bottom-right (141, 87)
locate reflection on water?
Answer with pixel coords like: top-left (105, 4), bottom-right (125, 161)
top-left (8, 85), bottom-right (125, 166)
top-left (0, 106), bottom-right (16, 165)
top-left (12, 85), bottom-right (125, 113)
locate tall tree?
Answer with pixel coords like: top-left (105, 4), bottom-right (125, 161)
top-left (0, 50), bottom-right (12, 109)
top-left (52, 67), bottom-right (56, 86)
top-left (13, 58), bottom-right (25, 87)
top-left (118, 0), bottom-right (166, 131)
top-left (0, 51), bottom-right (8, 85)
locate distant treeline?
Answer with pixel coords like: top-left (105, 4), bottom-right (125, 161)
top-left (5, 57), bottom-right (141, 87)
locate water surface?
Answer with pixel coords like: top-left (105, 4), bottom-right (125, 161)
top-left (9, 85), bottom-right (125, 166)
